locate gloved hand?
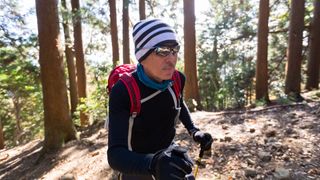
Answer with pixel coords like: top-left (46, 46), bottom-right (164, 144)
top-left (193, 131), bottom-right (213, 151)
top-left (149, 145), bottom-right (193, 180)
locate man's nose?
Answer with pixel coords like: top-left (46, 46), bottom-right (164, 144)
top-left (164, 54), bottom-right (177, 62)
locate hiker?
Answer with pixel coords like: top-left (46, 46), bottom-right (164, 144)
top-left (107, 18), bottom-right (213, 180)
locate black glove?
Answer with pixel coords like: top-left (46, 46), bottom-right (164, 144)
top-left (150, 145), bottom-right (193, 180)
top-left (193, 131), bottom-right (213, 151)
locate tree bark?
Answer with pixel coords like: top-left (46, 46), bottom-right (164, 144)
top-left (35, 0), bottom-right (77, 153)
top-left (0, 120), bottom-right (4, 149)
top-left (183, 0), bottom-right (202, 111)
top-left (285, 0), bottom-right (305, 97)
top-left (12, 95), bottom-right (22, 145)
top-left (306, 0), bottom-right (320, 90)
top-left (139, 0), bottom-right (146, 20)
top-left (61, 0), bottom-right (78, 116)
top-left (255, 0), bottom-right (270, 102)
top-left (108, 0), bottom-right (120, 67)
top-left (71, 0), bottom-right (89, 126)
top-left (122, 0), bottom-right (130, 64)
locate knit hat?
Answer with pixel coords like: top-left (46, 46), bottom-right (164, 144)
top-left (132, 19), bottom-right (178, 62)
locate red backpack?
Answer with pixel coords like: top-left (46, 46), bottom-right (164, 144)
top-left (107, 64), bottom-right (181, 117)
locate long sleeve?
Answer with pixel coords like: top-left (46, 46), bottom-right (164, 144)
top-left (177, 72), bottom-right (199, 134)
top-left (107, 81), bottom-right (153, 175)
top-left (107, 71), bottom-right (198, 175)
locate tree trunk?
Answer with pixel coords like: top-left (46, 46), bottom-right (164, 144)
top-left (12, 95), bottom-right (22, 145)
top-left (62, 0), bottom-right (78, 116)
top-left (255, 0), bottom-right (270, 102)
top-left (108, 0), bottom-right (120, 67)
top-left (139, 0), bottom-right (146, 20)
top-left (71, 0), bottom-right (89, 126)
top-left (285, 0), bottom-right (305, 99)
top-left (35, 0), bottom-right (77, 153)
top-left (123, 0), bottom-right (130, 64)
top-left (183, 0), bottom-right (202, 111)
top-left (0, 120), bottom-right (4, 149)
top-left (306, 0), bottom-right (320, 90)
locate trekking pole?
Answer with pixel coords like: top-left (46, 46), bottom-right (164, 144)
top-left (185, 149), bottom-right (204, 180)
top-left (187, 135), bottom-right (213, 180)
top-left (194, 148), bottom-right (204, 178)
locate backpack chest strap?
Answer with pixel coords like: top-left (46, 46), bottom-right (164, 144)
top-left (141, 90), bottom-right (162, 103)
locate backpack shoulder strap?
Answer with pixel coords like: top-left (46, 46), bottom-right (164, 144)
top-left (119, 70), bottom-right (180, 116)
top-left (172, 70), bottom-right (182, 99)
top-left (120, 73), bottom-right (141, 117)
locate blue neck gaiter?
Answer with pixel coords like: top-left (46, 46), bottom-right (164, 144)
top-left (137, 63), bottom-right (172, 91)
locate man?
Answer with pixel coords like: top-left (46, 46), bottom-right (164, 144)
top-left (107, 19), bottom-right (213, 180)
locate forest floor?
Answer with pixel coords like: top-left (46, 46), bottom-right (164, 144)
top-left (0, 91), bottom-right (320, 180)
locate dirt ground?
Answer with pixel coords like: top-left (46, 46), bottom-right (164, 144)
top-left (1, 92), bottom-right (320, 180)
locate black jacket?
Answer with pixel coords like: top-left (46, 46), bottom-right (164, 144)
top-left (107, 71), bottom-right (197, 175)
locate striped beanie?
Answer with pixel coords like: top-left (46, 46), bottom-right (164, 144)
top-left (132, 19), bottom-right (178, 62)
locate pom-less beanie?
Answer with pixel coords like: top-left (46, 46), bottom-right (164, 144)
top-left (132, 19), bottom-right (178, 62)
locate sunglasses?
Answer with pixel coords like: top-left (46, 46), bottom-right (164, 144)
top-left (153, 45), bottom-right (180, 57)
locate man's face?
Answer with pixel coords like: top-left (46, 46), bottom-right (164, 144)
top-left (141, 44), bottom-right (179, 82)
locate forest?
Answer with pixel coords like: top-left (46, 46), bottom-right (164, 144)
top-left (0, 0), bottom-right (320, 179)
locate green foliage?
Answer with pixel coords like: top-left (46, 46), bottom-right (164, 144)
top-left (80, 0), bottom-right (111, 59)
top-left (197, 0), bottom-right (314, 110)
top-left (198, 47), bottom-right (222, 110)
top-left (0, 46), bottom-right (42, 147)
top-left (74, 62), bottom-right (112, 126)
top-left (0, 1), bottom-right (42, 147)
top-left (198, 0), bottom-right (256, 110)
top-left (268, 0), bottom-right (290, 98)
top-left (255, 98), bottom-right (270, 107)
top-left (222, 59), bottom-right (255, 108)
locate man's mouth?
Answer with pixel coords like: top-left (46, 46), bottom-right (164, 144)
top-left (162, 64), bottom-right (175, 71)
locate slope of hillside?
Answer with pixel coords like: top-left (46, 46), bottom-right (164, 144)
top-left (1, 93), bottom-right (319, 180)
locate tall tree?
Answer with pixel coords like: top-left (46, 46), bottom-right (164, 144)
top-left (35, 0), bottom-right (77, 153)
top-left (0, 120), bottom-right (4, 149)
top-left (285, 0), bottom-right (305, 100)
top-left (306, 0), bottom-right (320, 90)
top-left (183, 0), bottom-right (201, 110)
top-left (123, 0), bottom-right (130, 64)
top-left (139, 0), bottom-right (146, 20)
top-left (61, 0), bottom-right (78, 116)
top-left (12, 95), bottom-right (22, 144)
top-left (108, 0), bottom-right (120, 67)
top-left (255, 0), bottom-right (270, 102)
top-left (71, 0), bottom-right (89, 125)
